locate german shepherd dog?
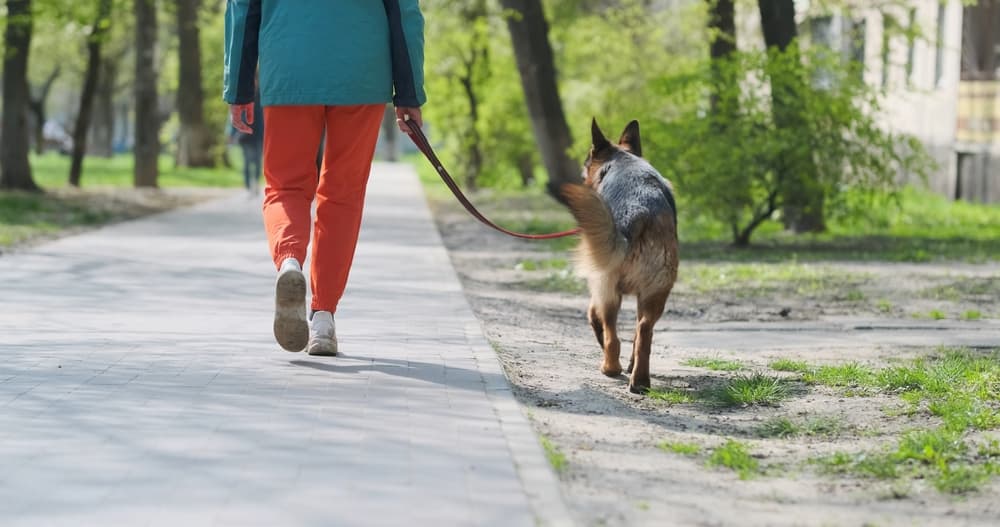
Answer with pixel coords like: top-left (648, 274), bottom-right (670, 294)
top-left (560, 119), bottom-right (678, 394)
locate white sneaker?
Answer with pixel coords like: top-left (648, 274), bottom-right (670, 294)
top-left (273, 258), bottom-right (308, 352)
top-left (307, 310), bottom-right (338, 356)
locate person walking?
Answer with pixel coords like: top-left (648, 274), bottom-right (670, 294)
top-left (229, 82), bottom-right (263, 194)
top-left (223, 1), bottom-right (426, 355)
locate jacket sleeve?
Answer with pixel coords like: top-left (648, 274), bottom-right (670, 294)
top-left (383, 0), bottom-right (427, 107)
top-left (223, 0), bottom-right (261, 104)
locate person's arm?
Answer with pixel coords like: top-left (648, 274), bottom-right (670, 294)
top-left (224, 0), bottom-right (261, 132)
top-left (383, 0), bottom-right (426, 130)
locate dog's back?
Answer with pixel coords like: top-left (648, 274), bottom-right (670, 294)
top-left (562, 148), bottom-right (678, 298)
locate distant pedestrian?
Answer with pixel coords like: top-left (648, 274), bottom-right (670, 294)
top-left (230, 84), bottom-right (263, 194)
top-left (223, 1), bottom-right (426, 355)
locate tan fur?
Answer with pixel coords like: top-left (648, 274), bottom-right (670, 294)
top-left (560, 120), bottom-right (679, 394)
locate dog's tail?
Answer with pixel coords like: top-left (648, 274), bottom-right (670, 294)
top-left (560, 183), bottom-right (627, 270)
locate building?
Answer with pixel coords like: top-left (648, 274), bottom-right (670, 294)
top-left (743, 0), bottom-right (998, 203)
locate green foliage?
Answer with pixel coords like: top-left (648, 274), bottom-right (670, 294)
top-left (649, 44), bottom-right (932, 246)
top-left (682, 357), bottom-right (744, 372)
top-left (646, 388), bottom-right (694, 405)
top-left (707, 439), bottom-right (760, 479)
top-left (703, 372), bottom-right (790, 407)
top-left (540, 436), bottom-right (568, 473)
top-left (658, 441), bottom-right (701, 456)
top-left (769, 359), bottom-right (811, 374)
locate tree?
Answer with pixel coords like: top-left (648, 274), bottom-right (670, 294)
top-left (497, 0), bottom-right (581, 198)
top-left (134, 0), bottom-right (160, 188)
top-left (757, 0), bottom-right (825, 233)
top-left (69, 0), bottom-right (113, 187)
top-left (1, 0), bottom-right (39, 191)
top-left (175, 0), bottom-right (215, 167)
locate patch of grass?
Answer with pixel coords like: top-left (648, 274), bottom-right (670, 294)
top-left (658, 441), bottom-right (702, 456)
top-left (646, 388), bottom-right (694, 404)
top-left (514, 257), bottom-right (569, 271)
top-left (703, 372), bottom-right (790, 407)
top-left (803, 362), bottom-right (877, 391)
top-left (845, 290), bottom-right (865, 302)
top-left (540, 436), bottom-right (568, 473)
top-left (928, 309), bottom-right (947, 320)
top-left (707, 439), bottom-right (760, 480)
top-left (522, 269), bottom-right (587, 294)
top-left (769, 358), bottom-right (811, 374)
top-left (963, 310), bottom-right (983, 321)
top-left (810, 349), bottom-right (1000, 494)
top-left (755, 417), bottom-right (799, 438)
top-left (32, 153), bottom-right (240, 188)
top-left (681, 263), bottom-right (869, 299)
top-left (877, 299), bottom-right (893, 313)
top-left (682, 357), bottom-right (744, 372)
top-left (755, 416), bottom-right (844, 438)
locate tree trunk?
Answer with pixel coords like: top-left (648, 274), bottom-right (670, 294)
top-left (69, 0), bottom-right (113, 187)
top-left (29, 67), bottom-right (60, 155)
top-left (497, 0), bottom-right (580, 200)
top-left (175, 0), bottom-right (215, 167)
top-left (707, 0), bottom-right (736, 115)
top-left (757, 0), bottom-right (825, 233)
top-left (1, 0), bottom-right (38, 191)
top-left (134, 0), bottom-right (160, 188)
top-left (89, 55), bottom-right (119, 157)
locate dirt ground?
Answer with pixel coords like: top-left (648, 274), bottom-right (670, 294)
top-left (425, 192), bottom-right (1000, 527)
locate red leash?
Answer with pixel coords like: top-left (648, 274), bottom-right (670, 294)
top-left (404, 119), bottom-right (581, 240)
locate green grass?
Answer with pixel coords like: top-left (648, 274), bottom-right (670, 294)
top-left (877, 299), bottom-right (894, 313)
top-left (769, 359), bottom-right (812, 374)
top-left (702, 372), bottom-right (790, 407)
top-left (681, 263), bottom-right (869, 298)
top-left (807, 349), bottom-right (1000, 494)
top-left (514, 257), bottom-right (570, 271)
top-left (646, 388), bottom-right (695, 404)
top-left (755, 416), bottom-right (844, 439)
top-left (707, 439), bottom-right (760, 480)
top-left (658, 441), bottom-right (702, 456)
top-left (682, 357), bottom-right (744, 372)
top-left (929, 309), bottom-right (947, 320)
top-left (0, 191), bottom-right (119, 247)
top-left (32, 152), bottom-right (241, 188)
top-left (540, 436), bottom-right (568, 473)
top-left (1, 154), bottom-right (240, 248)
top-left (523, 269), bottom-right (587, 294)
top-left (803, 363), bottom-right (877, 392)
top-left (963, 310), bottom-right (983, 321)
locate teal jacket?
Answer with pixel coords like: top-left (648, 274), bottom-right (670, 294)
top-left (223, 0), bottom-right (426, 108)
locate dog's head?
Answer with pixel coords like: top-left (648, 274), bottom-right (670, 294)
top-left (583, 119), bottom-right (642, 187)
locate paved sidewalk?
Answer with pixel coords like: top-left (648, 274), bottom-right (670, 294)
top-left (0, 164), bottom-right (572, 527)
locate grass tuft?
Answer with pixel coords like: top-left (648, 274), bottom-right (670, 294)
top-left (646, 388), bottom-right (695, 404)
top-left (658, 441), bottom-right (702, 456)
top-left (540, 436), bottom-right (568, 473)
top-left (707, 439), bottom-right (760, 479)
top-left (769, 358), bottom-right (812, 374)
top-left (682, 357), bottom-right (744, 372)
top-left (704, 372), bottom-right (789, 407)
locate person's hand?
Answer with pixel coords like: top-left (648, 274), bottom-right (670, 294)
top-left (395, 106), bottom-right (422, 134)
top-left (231, 103), bottom-right (254, 134)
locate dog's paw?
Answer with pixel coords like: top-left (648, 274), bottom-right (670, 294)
top-left (628, 383), bottom-right (650, 395)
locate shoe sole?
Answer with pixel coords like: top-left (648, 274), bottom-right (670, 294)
top-left (307, 338), bottom-right (338, 357)
top-left (274, 269), bottom-right (308, 352)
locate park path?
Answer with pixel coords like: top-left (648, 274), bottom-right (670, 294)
top-left (0, 164), bottom-right (573, 527)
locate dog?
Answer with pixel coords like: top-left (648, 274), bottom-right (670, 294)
top-left (560, 119), bottom-right (678, 394)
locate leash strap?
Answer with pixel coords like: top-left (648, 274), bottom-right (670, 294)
top-left (404, 119), bottom-right (581, 241)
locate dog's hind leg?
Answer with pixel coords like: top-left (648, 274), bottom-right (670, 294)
top-left (629, 290), bottom-right (668, 394)
top-left (588, 279), bottom-right (623, 377)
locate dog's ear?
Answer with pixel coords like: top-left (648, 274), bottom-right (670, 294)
top-left (591, 118), bottom-right (612, 153)
top-left (618, 120), bottom-right (642, 157)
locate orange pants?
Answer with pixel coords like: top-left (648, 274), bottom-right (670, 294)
top-left (262, 104), bottom-right (384, 313)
